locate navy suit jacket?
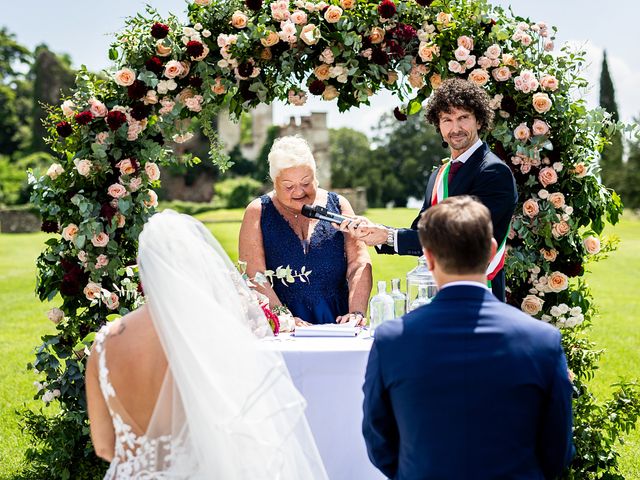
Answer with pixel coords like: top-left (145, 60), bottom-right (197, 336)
top-left (377, 143), bottom-right (517, 301)
top-left (362, 285), bottom-right (574, 480)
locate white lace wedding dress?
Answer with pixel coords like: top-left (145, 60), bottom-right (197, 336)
top-left (94, 210), bottom-right (327, 479)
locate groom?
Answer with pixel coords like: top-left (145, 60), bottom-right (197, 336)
top-left (362, 196), bottom-right (574, 479)
top-left (345, 78), bottom-right (517, 301)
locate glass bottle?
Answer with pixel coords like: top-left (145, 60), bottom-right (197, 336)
top-left (368, 280), bottom-right (394, 335)
top-left (409, 284), bottom-right (431, 310)
top-left (406, 256), bottom-right (438, 312)
top-left (390, 278), bottom-right (406, 318)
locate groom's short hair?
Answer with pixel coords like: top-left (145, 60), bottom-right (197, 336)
top-left (418, 196), bottom-right (493, 275)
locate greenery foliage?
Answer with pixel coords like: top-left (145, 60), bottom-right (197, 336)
top-left (213, 175), bottom-right (263, 208)
top-left (21, 0), bottom-right (639, 478)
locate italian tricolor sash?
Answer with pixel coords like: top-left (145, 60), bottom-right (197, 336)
top-left (430, 161), bottom-right (509, 281)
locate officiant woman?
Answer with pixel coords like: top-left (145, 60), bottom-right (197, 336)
top-left (239, 135), bottom-right (372, 326)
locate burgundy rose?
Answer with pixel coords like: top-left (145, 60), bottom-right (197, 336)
top-left (393, 107), bottom-right (407, 121)
top-left (390, 24), bottom-right (417, 42)
top-left (127, 80), bottom-right (147, 100)
top-left (74, 111), bottom-right (94, 126)
top-left (41, 220), bottom-right (59, 233)
top-left (245, 0), bottom-right (263, 10)
top-left (415, 0), bottom-right (433, 5)
top-left (151, 22), bottom-right (170, 39)
top-left (131, 102), bottom-right (151, 121)
top-left (106, 110), bottom-right (127, 131)
top-left (378, 0), bottom-right (396, 19)
top-left (186, 40), bottom-right (204, 58)
top-left (558, 261), bottom-right (584, 278)
top-left (501, 95), bottom-right (518, 115)
top-left (483, 18), bottom-right (497, 35)
top-left (60, 260), bottom-right (87, 296)
top-left (189, 75), bottom-right (203, 88)
top-left (56, 121), bottom-right (73, 137)
top-left (371, 48), bottom-right (389, 66)
top-left (386, 39), bottom-right (405, 58)
top-left (492, 141), bottom-right (509, 162)
top-left (137, 281), bottom-right (144, 295)
top-left (309, 80), bottom-right (326, 96)
top-left (145, 56), bottom-right (164, 75)
top-left (100, 202), bottom-right (118, 221)
top-left (238, 61), bottom-right (255, 78)
top-left (150, 133), bottom-right (165, 146)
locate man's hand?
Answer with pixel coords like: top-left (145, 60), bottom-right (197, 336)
top-left (336, 312), bottom-right (367, 327)
top-left (334, 216), bottom-right (389, 246)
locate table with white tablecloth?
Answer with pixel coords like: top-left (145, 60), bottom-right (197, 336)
top-left (264, 333), bottom-right (385, 480)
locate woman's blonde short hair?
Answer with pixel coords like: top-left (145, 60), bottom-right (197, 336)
top-left (268, 135), bottom-right (317, 181)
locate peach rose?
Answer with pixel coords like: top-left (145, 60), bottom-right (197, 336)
top-left (84, 282), bottom-right (102, 301)
top-left (514, 123), bottom-right (531, 142)
top-left (430, 73), bottom-right (442, 89)
top-left (457, 35), bottom-right (474, 51)
top-left (46, 163), bottom-right (65, 180)
top-left (552, 220), bottom-right (570, 238)
top-left (436, 12), bottom-right (453, 27)
top-left (314, 64), bottom-right (332, 81)
top-left (88, 98), bottom-right (108, 117)
top-left (532, 119), bottom-right (550, 136)
top-left (231, 11), bottom-right (248, 28)
top-left (261, 31), bottom-right (279, 47)
top-left (322, 85), bottom-right (339, 100)
top-left (291, 10), bottom-right (308, 25)
top-left (129, 177), bottom-right (143, 192)
top-left (95, 254), bottom-right (109, 269)
top-left (108, 183), bottom-right (128, 198)
top-left (300, 24), bottom-right (320, 45)
top-left (156, 41), bottom-right (172, 57)
top-left (485, 44), bottom-right (501, 59)
top-left (583, 236), bottom-right (601, 254)
top-left (540, 74), bottom-right (559, 91)
top-left (522, 199), bottom-right (539, 218)
top-left (538, 167), bottom-right (558, 187)
top-left (115, 213), bottom-right (126, 228)
top-left (548, 271), bottom-right (569, 292)
top-left (340, 0), bottom-right (355, 8)
top-left (492, 66), bottom-right (511, 82)
top-left (211, 78), bottom-right (226, 95)
top-left (521, 295), bottom-right (544, 315)
top-left (548, 192), bottom-right (565, 209)
top-left (164, 60), bottom-right (184, 79)
top-left (386, 71), bottom-right (399, 85)
top-left (572, 162), bottom-right (587, 178)
top-left (454, 46), bottom-right (470, 62)
top-left (114, 68), bottom-right (136, 87)
top-left (468, 68), bottom-right (489, 86)
top-left (324, 5), bottom-right (342, 23)
top-left (478, 56), bottom-right (492, 69)
top-left (116, 158), bottom-right (136, 176)
top-left (61, 99), bottom-right (75, 118)
top-left (105, 292), bottom-right (120, 311)
top-left (145, 162), bottom-right (161, 181)
top-left (91, 232), bottom-right (110, 248)
top-left (144, 190), bottom-right (159, 208)
top-left (194, 0), bottom-right (211, 4)
top-left (540, 248), bottom-right (558, 262)
top-left (144, 90), bottom-right (158, 105)
top-left (61, 224), bottom-right (79, 242)
top-left (369, 27), bottom-right (385, 44)
top-left (501, 53), bottom-right (517, 67)
top-left (75, 159), bottom-right (92, 177)
top-left (418, 43), bottom-right (437, 62)
top-left (532, 92), bottom-right (552, 113)
top-left (47, 308), bottom-right (64, 325)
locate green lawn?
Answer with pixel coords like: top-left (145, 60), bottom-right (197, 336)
top-left (1, 208), bottom-right (638, 478)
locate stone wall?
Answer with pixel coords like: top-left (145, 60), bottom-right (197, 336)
top-left (333, 187), bottom-right (368, 215)
top-left (0, 209), bottom-right (41, 233)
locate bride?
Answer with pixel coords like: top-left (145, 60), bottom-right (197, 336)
top-left (85, 210), bottom-right (328, 479)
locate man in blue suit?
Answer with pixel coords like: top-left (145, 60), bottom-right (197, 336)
top-left (362, 196), bottom-right (574, 480)
top-left (344, 79), bottom-right (517, 301)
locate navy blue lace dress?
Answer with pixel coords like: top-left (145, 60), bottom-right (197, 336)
top-left (260, 192), bottom-right (349, 324)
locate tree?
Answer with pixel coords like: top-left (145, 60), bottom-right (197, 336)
top-left (329, 127), bottom-right (371, 189)
top-left (0, 27), bottom-right (31, 87)
top-left (619, 132), bottom-right (640, 209)
top-left (599, 51), bottom-right (624, 189)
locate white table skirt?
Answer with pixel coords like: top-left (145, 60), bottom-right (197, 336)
top-left (264, 334), bottom-right (385, 480)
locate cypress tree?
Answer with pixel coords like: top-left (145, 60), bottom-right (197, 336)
top-left (598, 51), bottom-right (624, 189)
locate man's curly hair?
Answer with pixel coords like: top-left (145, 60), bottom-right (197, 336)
top-left (424, 78), bottom-right (495, 134)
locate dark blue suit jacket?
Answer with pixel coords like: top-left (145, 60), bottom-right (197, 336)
top-left (377, 143), bottom-right (517, 301)
top-left (363, 285), bottom-right (574, 480)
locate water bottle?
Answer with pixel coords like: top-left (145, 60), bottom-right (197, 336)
top-left (369, 280), bottom-right (394, 335)
top-left (409, 284), bottom-right (431, 310)
top-left (390, 278), bottom-right (406, 318)
top-left (406, 256), bottom-right (438, 312)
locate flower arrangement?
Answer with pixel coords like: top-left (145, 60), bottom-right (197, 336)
top-left (25, 1), bottom-right (639, 478)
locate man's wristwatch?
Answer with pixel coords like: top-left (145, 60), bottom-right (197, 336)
top-left (386, 228), bottom-right (395, 248)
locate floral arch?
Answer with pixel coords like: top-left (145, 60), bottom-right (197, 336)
top-left (26, 0), bottom-right (638, 477)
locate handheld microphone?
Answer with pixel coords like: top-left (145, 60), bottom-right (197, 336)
top-left (301, 204), bottom-right (351, 224)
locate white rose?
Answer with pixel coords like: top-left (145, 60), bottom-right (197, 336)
top-left (47, 308), bottom-right (64, 324)
top-left (46, 163), bottom-right (65, 180)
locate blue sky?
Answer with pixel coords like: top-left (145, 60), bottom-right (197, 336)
top-left (3, 0), bottom-right (639, 135)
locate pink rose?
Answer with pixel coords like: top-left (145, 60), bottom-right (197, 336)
top-left (324, 5), bottom-right (343, 23)
top-left (548, 192), bottom-right (565, 209)
top-left (145, 162), bottom-right (161, 181)
top-left (46, 163), bottom-right (64, 180)
top-left (91, 232), bottom-right (110, 248)
top-left (544, 40), bottom-right (554, 52)
top-left (485, 44), bottom-right (501, 59)
top-left (340, 0), bottom-right (355, 8)
top-left (279, 20), bottom-right (297, 43)
top-left (522, 199), bottom-right (539, 218)
top-left (540, 248), bottom-right (558, 262)
top-left (75, 159), bottom-right (92, 177)
top-left (108, 183), bottom-right (128, 198)
top-left (83, 282), bottom-right (102, 301)
top-left (287, 89), bottom-right (307, 106)
top-left (583, 236), bottom-right (601, 254)
top-left (95, 254), bottom-right (109, 269)
top-left (521, 295), bottom-right (544, 315)
top-left (61, 100), bottom-right (75, 118)
top-left (454, 46), bottom-right (470, 61)
top-left (532, 119), bottom-right (550, 136)
top-left (532, 92), bottom-right (553, 113)
top-left (159, 98), bottom-right (176, 115)
top-left (538, 167), bottom-right (558, 187)
top-left (291, 10), bottom-right (308, 25)
top-left (88, 98), bottom-right (108, 117)
top-left (61, 224), bottom-right (78, 241)
top-left (105, 292), bottom-right (120, 311)
top-left (116, 159), bottom-right (136, 176)
top-left (185, 96), bottom-right (203, 112)
top-left (448, 60), bottom-right (464, 74)
top-left (552, 221), bottom-right (570, 238)
top-left (492, 66), bottom-right (511, 82)
top-left (300, 24), bottom-right (320, 45)
top-left (78, 250), bottom-right (88, 263)
top-left (129, 177), bottom-right (143, 192)
top-left (114, 68), bottom-right (136, 87)
top-left (468, 68), bottom-right (489, 86)
top-left (548, 271), bottom-right (569, 292)
top-left (477, 56), bottom-right (492, 69)
top-left (464, 56), bottom-right (476, 69)
top-left (540, 74), bottom-right (559, 91)
top-left (514, 123), bottom-right (531, 142)
top-left (144, 190), bottom-right (159, 208)
top-left (164, 60), bottom-right (184, 79)
top-left (457, 35), bottom-right (474, 51)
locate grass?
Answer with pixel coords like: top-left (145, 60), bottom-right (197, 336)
top-left (0, 208), bottom-right (638, 478)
